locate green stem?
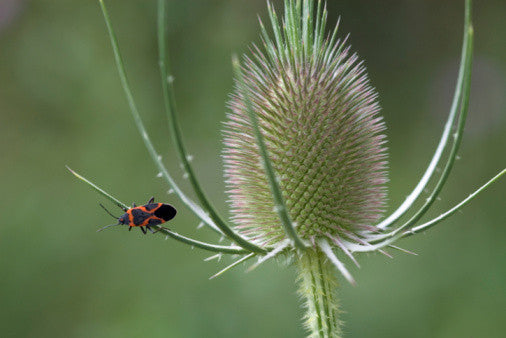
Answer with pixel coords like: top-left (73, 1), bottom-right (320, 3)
top-left (67, 166), bottom-right (129, 210)
top-left (375, 0), bottom-right (473, 230)
top-left (348, 168), bottom-right (506, 253)
top-left (156, 0), bottom-right (266, 255)
top-left (209, 253), bottom-right (256, 279)
top-left (297, 249), bottom-right (341, 337)
top-left (392, 0), bottom-right (473, 232)
top-left (158, 228), bottom-right (249, 254)
top-left (98, 0), bottom-right (225, 236)
top-left (404, 168), bottom-right (506, 237)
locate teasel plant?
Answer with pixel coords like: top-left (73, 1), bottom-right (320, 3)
top-left (68, 0), bottom-right (505, 336)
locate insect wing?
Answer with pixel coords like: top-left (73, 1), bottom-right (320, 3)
top-left (153, 204), bottom-right (177, 222)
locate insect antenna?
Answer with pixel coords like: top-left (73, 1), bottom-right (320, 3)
top-left (99, 203), bottom-right (120, 219)
top-left (97, 223), bottom-right (120, 232)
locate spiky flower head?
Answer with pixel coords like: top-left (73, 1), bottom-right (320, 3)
top-left (223, 0), bottom-right (388, 249)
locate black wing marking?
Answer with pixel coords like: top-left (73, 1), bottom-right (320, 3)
top-left (154, 204), bottom-right (177, 221)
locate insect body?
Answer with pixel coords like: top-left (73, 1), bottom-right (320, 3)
top-left (98, 197), bottom-right (177, 234)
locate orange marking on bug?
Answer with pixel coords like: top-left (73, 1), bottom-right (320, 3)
top-left (127, 210), bottom-right (135, 226)
top-left (139, 216), bottom-right (164, 227)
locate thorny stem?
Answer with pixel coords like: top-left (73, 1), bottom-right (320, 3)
top-left (374, 0), bottom-right (473, 231)
top-left (347, 168), bottom-right (506, 253)
top-left (156, 0), bottom-right (266, 255)
top-left (297, 249), bottom-right (341, 337)
top-left (160, 228), bottom-right (249, 254)
top-left (66, 166), bottom-right (128, 211)
top-left (209, 253), bottom-right (257, 279)
top-left (99, 0), bottom-right (265, 254)
top-left (398, 0), bottom-right (474, 229)
top-left (368, 0), bottom-right (474, 242)
top-left (404, 168), bottom-right (506, 237)
top-left (98, 0), bottom-right (220, 234)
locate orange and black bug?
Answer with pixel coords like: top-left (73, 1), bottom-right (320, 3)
top-left (98, 197), bottom-right (177, 234)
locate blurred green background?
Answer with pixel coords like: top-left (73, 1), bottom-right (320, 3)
top-left (1, 0), bottom-right (505, 337)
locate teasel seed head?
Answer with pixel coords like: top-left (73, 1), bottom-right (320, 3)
top-left (223, 0), bottom-right (388, 250)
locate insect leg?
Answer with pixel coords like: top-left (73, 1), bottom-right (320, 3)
top-left (152, 226), bottom-right (166, 233)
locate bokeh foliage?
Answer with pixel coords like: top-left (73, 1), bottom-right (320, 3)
top-left (0, 1), bottom-right (505, 337)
